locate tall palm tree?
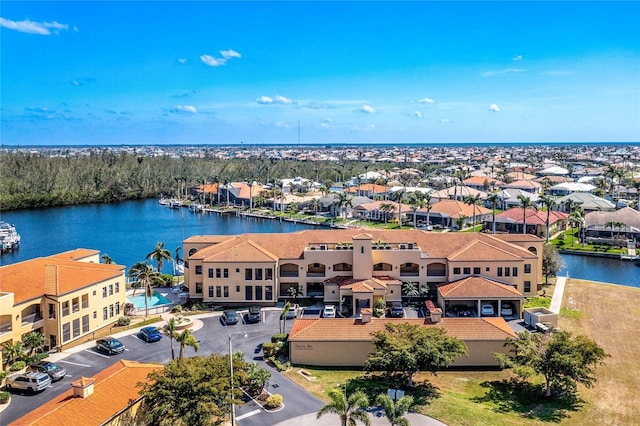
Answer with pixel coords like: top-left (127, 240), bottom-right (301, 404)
top-left (165, 317), bottom-right (178, 360)
top-left (128, 262), bottom-right (164, 316)
top-left (317, 388), bottom-right (371, 426)
top-left (486, 191), bottom-right (500, 234)
top-left (423, 192), bottom-right (433, 227)
top-left (146, 241), bottom-right (172, 273)
top-left (517, 195), bottom-right (533, 235)
top-left (409, 192), bottom-right (426, 229)
top-left (375, 393), bottom-right (414, 426)
top-left (176, 329), bottom-right (199, 360)
top-left (101, 254), bottom-right (114, 264)
top-left (539, 194), bottom-right (557, 242)
top-left (380, 202), bottom-right (394, 224)
top-left (604, 220), bottom-right (616, 240)
top-left (402, 281), bottom-right (419, 305)
top-left (463, 193), bottom-right (482, 233)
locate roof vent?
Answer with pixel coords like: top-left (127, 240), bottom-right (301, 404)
top-left (361, 308), bottom-right (372, 323)
top-left (71, 376), bottom-right (96, 398)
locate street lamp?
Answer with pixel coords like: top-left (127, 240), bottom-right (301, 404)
top-left (229, 332), bottom-right (247, 426)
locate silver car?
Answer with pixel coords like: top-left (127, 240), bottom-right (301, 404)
top-left (6, 372), bottom-right (52, 393)
top-left (26, 361), bottom-right (67, 382)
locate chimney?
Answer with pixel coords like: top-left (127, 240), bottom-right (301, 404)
top-left (429, 308), bottom-right (442, 323)
top-left (71, 377), bottom-right (96, 398)
top-left (361, 308), bottom-right (372, 323)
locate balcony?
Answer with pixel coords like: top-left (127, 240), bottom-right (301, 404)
top-left (21, 312), bottom-right (44, 327)
top-left (280, 271), bottom-right (299, 278)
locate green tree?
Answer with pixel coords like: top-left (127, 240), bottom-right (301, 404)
top-left (486, 191), bottom-right (500, 234)
top-left (402, 281), bottom-right (419, 305)
top-left (542, 243), bottom-right (564, 285)
top-left (128, 261), bottom-right (165, 316)
top-left (176, 329), bottom-right (199, 360)
top-left (101, 253), bottom-right (114, 264)
top-left (244, 362), bottom-right (271, 396)
top-left (495, 330), bottom-right (608, 398)
top-left (146, 241), bottom-right (173, 273)
top-left (22, 331), bottom-right (45, 357)
top-left (165, 317), bottom-right (178, 360)
top-left (463, 193), bottom-right (483, 233)
top-left (316, 388), bottom-right (371, 426)
top-left (517, 195), bottom-right (533, 235)
top-left (375, 393), bottom-right (414, 426)
top-left (281, 301), bottom-right (291, 334)
top-left (455, 214), bottom-right (468, 231)
top-left (539, 194), bottom-right (557, 242)
top-left (365, 323), bottom-right (467, 386)
top-left (419, 284), bottom-right (430, 301)
top-left (2, 341), bottom-right (24, 366)
top-left (408, 192), bottom-right (426, 229)
top-left (138, 354), bottom-right (247, 426)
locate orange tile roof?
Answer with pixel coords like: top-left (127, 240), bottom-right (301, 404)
top-left (438, 276), bottom-right (523, 298)
top-left (288, 317), bottom-right (517, 342)
top-left (204, 240), bottom-right (278, 263)
top-left (47, 249), bottom-right (100, 261)
top-left (448, 239), bottom-right (524, 262)
top-left (0, 255), bottom-right (125, 304)
top-left (10, 360), bottom-right (162, 426)
top-left (423, 199), bottom-right (491, 218)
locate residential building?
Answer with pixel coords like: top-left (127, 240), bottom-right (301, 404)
top-left (412, 199), bottom-right (492, 229)
top-left (556, 192), bottom-right (616, 212)
top-left (484, 207), bottom-right (569, 238)
top-left (494, 188), bottom-right (540, 210)
top-left (430, 186), bottom-right (487, 202)
top-left (182, 229), bottom-right (542, 314)
top-left (548, 182), bottom-right (596, 196)
top-left (584, 207), bottom-right (640, 245)
top-left (502, 179), bottom-right (543, 194)
top-left (0, 249), bottom-right (126, 353)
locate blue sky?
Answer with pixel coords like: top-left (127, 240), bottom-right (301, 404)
top-left (1, 1), bottom-right (639, 145)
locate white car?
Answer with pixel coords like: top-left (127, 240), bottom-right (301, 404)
top-left (500, 303), bottom-right (514, 316)
top-left (481, 304), bottom-right (495, 316)
top-left (323, 305), bottom-right (336, 318)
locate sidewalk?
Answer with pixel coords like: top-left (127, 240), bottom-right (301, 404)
top-left (549, 274), bottom-right (567, 314)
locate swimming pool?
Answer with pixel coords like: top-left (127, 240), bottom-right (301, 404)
top-left (127, 291), bottom-right (172, 309)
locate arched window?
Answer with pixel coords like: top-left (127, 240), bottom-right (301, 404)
top-left (333, 263), bottom-right (353, 272)
top-left (188, 248), bottom-right (198, 256)
top-left (373, 262), bottom-right (392, 271)
top-left (528, 246), bottom-right (537, 255)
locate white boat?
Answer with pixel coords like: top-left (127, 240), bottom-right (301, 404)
top-left (188, 203), bottom-right (204, 213)
top-left (168, 199), bottom-right (183, 208)
top-left (0, 221), bottom-right (21, 252)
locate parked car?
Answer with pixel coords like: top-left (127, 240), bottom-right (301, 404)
top-left (500, 303), bottom-right (514, 316)
top-left (323, 305), bottom-right (336, 318)
top-left (6, 372), bottom-right (52, 393)
top-left (452, 304), bottom-right (473, 317)
top-left (283, 303), bottom-right (299, 320)
top-left (171, 285), bottom-right (188, 294)
top-left (139, 326), bottom-right (163, 342)
top-left (246, 306), bottom-right (261, 324)
top-left (26, 361), bottom-right (67, 382)
top-left (222, 309), bottom-right (239, 325)
top-left (96, 336), bottom-right (125, 354)
top-left (390, 302), bottom-right (404, 318)
top-left (481, 304), bottom-right (495, 316)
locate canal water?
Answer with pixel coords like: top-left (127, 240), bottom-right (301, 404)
top-left (2, 199), bottom-right (639, 288)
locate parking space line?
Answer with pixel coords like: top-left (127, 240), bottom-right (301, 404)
top-left (236, 409), bottom-right (261, 421)
top-left (58, 360), bottom-right (91, 367)
top-left (85, 349), bottom-right (110, 358)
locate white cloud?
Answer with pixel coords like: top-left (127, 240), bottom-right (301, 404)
top-left (256, 96), bottom-right (274, 104)
top-left (412, 111), bottom-right (423, 118)
top-left (512, 54), bottom-right (523, 61)
top-left (417, 97), bottom-right (435, 104)
top-left (256, 95), bottom-right (294, 105)
top-left (274, 121), bottom-right (293, 129)
top-left (488, 103), bottom-right (500, 112)
top-left (178, 58), bottom-right (187, 64)
top-left (356, 104), bottom-right (376, 114)
top-left (482, 68), bottom-right (526, 77)
top-left (200, 49), bottom-right (241, 67)
top-left (170, 105), bottom-right (197, 114)
top-left (321, 118), bottom-right (335, 129)
top-left (71, 80), bottom-right (80, 86)
top-left (0, 17), bottom-right (71, 35)
top-left (274, 95), bottom-right (293, 104)
top-left (440, 118), bottom-right (450, 124)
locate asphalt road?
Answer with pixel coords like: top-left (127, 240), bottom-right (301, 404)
top-left (1, 309), bottom-right (323, 425)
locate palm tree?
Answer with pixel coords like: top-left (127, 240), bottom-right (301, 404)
top-left (165, 317), bottom-right (178, 360)
top-left (317, 388), bottom-right (371, 426)
top-left (380, 202), bottom-right (394, 224)
top-left (455, 214), bottom-right (468, 231)
top-left (569, 210), bottom-right (583, 247)
top-left (486, 191), bottom-right (499, 234)
top-left (463, 193), bottom-right (482, 233)
top-left (423, 192), bottom-right (433, 228)
top-left (409, 192), bottom-right (426, 229)
top-left (402, 281), bottom-right (419, 305)
top-left (128, 261), bottom-right (164, 316)
top-left (539, 194), bottom-right (557, 242)
top-left (146, 241), bottom-right (172, 273)
top-left (517, 195), bottom-right (533, 235)
top-left (1, 341), bottom-right (24, 366)
top-left (615, 221), bottom-right (627, 245)
top-left (375, 393), bottom-right (414, 426)
top-left (176, 329), bottom-right (199, 360)
top-left (281, 301), bottom-right (291, 334)
top-left (604, 220), bottom-right (616, 240)
top-left (22, 331), bottom-right (45, 357)
top-left (101, 254), bottom-right (114, 264)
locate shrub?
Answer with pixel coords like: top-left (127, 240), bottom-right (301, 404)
top-left (161, 273), bottom-right (173, 286)
top-left (271, 334), bottom-right (288, 343)
top-left (262, 343), bottom-right (278, 357)
top-left (171, 304), bottom-right (183, 313)
top-left (116, 316), bottom-right (131, 326)
top-left (10, 361), bottom-right (26, 371)
top-left (264, 394), bottom-right (283, 410)
top-left (267, 356), bottom-right (290, 372)
top-left (0, 391), bottom-right (9, 404)
top-left (26, 353), bottom-right (49, 364)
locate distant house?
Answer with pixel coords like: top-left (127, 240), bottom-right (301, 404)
top-left (437, 276), bottom-right (524, 319)
top-left (430, 186), bottom-right (487, 203)
top-left (502, 179), bottom-right (542, 194)
top-left (412, 199), bottom-right (492, 229)
top-left (484, 207), bottom-right (569, 238)
top-left (548, 182), bottom-right (596, 196)
top-left (462, 176), bottom-right (503, 192)
top-left (494, 189), bottom-right (541, 210)
top-left (346, 183), bottom-right (389, 199)
top-left (353, 200), bottom-right (412, 223)
top-left (538, 166), bottom-right (569, 176)
top-left (584, 207), bottom-right (640, 245)
top-left (556, 192), bottom-right (616, 212)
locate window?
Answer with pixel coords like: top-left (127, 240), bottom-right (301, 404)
top-left (103, 307), bottom-right (108, 320)
top-left (102, 287), bottom-right (107, 298)
top-left (473, 267), bottom-right (481, 275)
top-left (497, 267), bottom-right (503, 277)
top-left (195, 265), bottom-right (202, 275)
top-left (486, 267), bottom-right (490, 272)
top-left (216, 268), bottom-right (221, 278)
top-left (361, 246), bottom-right (364, 254)
top-left (245, 268), bottom-right (253, 280)
top-left (109, 304), bottom-right (114, 318)
top-left (223, 286), bottom-right (229, 297)
top-left (195, 282), bottom-right (203, 294)
top-left (208, 268), bottom-right (214, 278)
top-left (224, 269), bottom-right (229, 278)
top-left (256, 268), bottom-right (263, 280)
top-left (48, 303), bottom-right (56, 319)
top-left (93, 311), bottom-right (97, 319)
top-left (453, 267), bottom-right (461, 274)
top-left (512, 267), bottom-right (518, 277)
top-left (82, 294), bottom-right (89, 309)
top-left (524, 264), bottom-right (531, 273)
top-left (524, 281), bottom-right (531, 292)
top-left (245, 286), bottom-right (253, 300)
top-left (236, 268), bottom-right (240, 273)
top-left (236, 285), bottom-right (240, 292)
top-left (115, 283), bottom-right (119, 293)
top-left (216, 286), bottom-right (221, 298)
top-left (505, 267), bottom-right (510, 277)
top-left (209, 286), bottom-right (214, 297)
top-left (62, 323), bottom-right (70, 342)
top-left (82, 315), bottom-right (89, 333)
top-left (109, 284), bottom-right (113, 296)
top-left (266, 268), bottom-right (273, 280)
top-left (72, 297), bottom-right (79, 313)
top-left (255, 286), bottom-right (263, 301)
top-left (62, 301), bottom-right (70, 317)
top-left (463, 267), bottom-right (471, 275)
top-left (115, 302), bottom-right (120, 315)
top-left (73, 318), bottom-right (80, 338)
top-left (93, 290), bottom-right (96, 296)
top-left (265, 286), bottom-right (273, 300)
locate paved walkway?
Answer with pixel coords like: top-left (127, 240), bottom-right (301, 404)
top-left (549, 274), bottom-right (567, 314)
top-left (275, 411), bottom-right (447, 426)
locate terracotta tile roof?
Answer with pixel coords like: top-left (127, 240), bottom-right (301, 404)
top-left (0, 256), bottom-right (125, 304)
top-left (447, 239), bottom-right (525, 262)
top-left (346, 183), bottom-right (388, 193)
top-left (204, 240), bottom-right (278, 263)
top-left (288, 317), bottom-right (517, 342)
top-left (430, 186), bottom-right (487, 199)
top-left (10, 360), bottom-right (162, 426)
top-left (463, 176), bottom-right (503, 187)
top-left (47, 249), bottom-right (100, 261)
top-left (437, 276), bottom-right (523, 298)
top-left (503, 179), bottom-right (542, 189)
top-left (200, 183), bottom-right (220, 193)
top-left (422, 200), bottom-right (491, 218)
top-left (495, 208), bottom-right (569, 225)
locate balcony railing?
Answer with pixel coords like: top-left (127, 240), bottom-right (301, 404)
top-left (426, 270), bottom-right (446, 277)
top-left (306, 272), bottom-right (326, 278)
top-left (22, 312), bottom-right (44, 327)
top-left (280, 271), bottom-right (299, 278)
top-left (0, 322), bottom-right (12, 336)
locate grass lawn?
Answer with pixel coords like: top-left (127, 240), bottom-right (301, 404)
top-left (284, 278), bottom-right (640, 425)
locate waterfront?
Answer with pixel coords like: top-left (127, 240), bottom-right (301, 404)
top-left (1, 199), bottom-right (639, 287)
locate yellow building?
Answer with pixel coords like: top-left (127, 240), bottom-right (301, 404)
top-left (0, 249), bottom-right (126, 353)
top-left (183, 229), bottom-right (542, 314)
